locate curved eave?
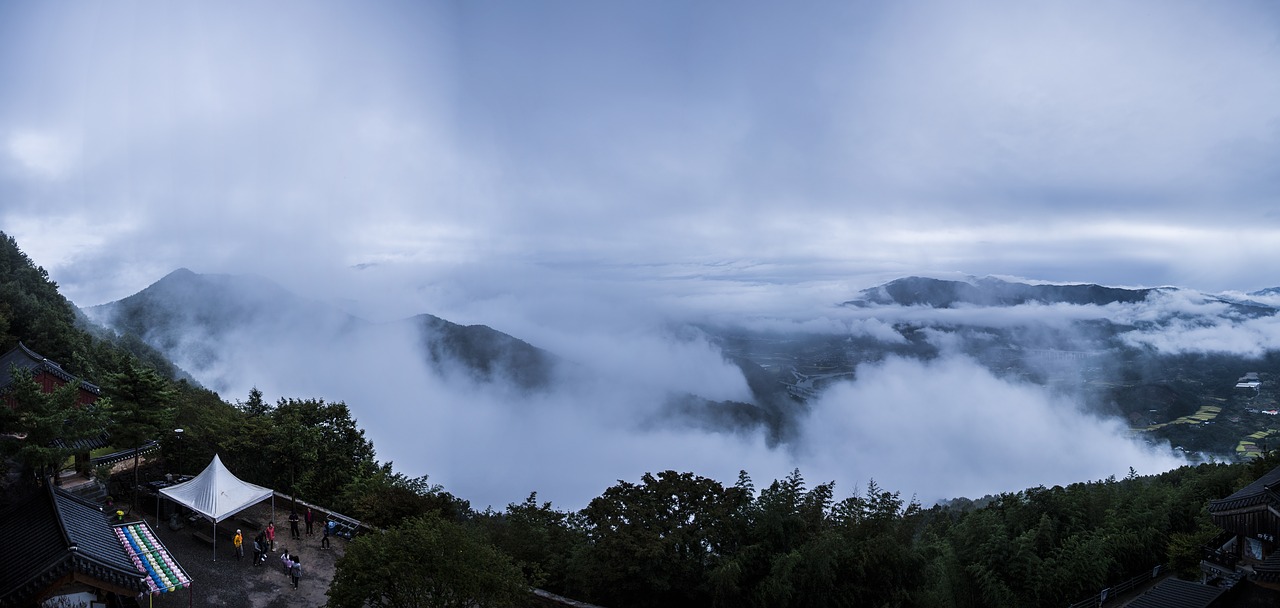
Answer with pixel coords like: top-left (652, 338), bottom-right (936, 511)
top-left (1209, 479), bottom-right (1280, 515)
top-left (0, 555), bottom-right (146, 607)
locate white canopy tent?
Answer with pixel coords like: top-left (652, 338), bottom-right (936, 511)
top-left (159, 454), bottom-right (275, 560)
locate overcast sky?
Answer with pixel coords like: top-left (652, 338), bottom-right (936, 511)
top-left (4, 0), bottom-right (1280, 320)
top-left (1, 1), bottom-right (1273, 506)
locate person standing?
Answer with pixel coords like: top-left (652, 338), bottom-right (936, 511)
top-left (266, 521), bottom-right (276, 552)
top-left (252, 535), bottom-right (261, 565)
top-left (290, 558), bottom-right (301, 590)
top-left (304, 507), bottom-right (314, 536)
top-left (258, 532), bottom-right (270, 564)
top-left (233, 529), bottom-right (243, 561)
top-left (289, 511), bottom-right (300, 539)
top-left (320, 517), bottom-right (331, 549)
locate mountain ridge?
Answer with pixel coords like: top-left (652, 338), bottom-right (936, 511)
top-left (85, 268), bottom-right (559, 393)
top-left (843, 275), bottom-right (1160, 308)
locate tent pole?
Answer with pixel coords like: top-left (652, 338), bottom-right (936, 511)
top-left (212, 520), bottom-right (217, 561)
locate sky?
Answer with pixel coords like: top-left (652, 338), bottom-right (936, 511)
top-left (2, 0), bottom-right (1277, 508)
top-left (4, 1), bottom-right (1280, 316)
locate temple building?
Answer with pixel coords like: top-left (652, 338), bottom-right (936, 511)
top-left (0, 342), bottom-right (102, 406)
top-left (0, 342), bottom-right (110, 476)
top-left (0, 484), bottom-right (147, 606)
top-left (1203, 464), bottom-right (1280, 589)
top-left (0, 483), bottom-right (191, 606)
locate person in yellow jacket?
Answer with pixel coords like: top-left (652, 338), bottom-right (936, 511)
top-left (234, 529), bottom-right (244, 560)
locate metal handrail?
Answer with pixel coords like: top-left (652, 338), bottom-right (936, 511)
top-left (1066, 565), bottom-right (1162, 608)
top-left (271, 490), bottom-right (375, 539)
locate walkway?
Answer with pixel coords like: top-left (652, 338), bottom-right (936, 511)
top-left (143, 501), bottom-right (344, 607)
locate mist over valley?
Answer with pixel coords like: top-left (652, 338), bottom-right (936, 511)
top-left (80, 269), bottom-right (1280, 510)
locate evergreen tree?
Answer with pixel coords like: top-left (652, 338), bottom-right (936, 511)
top-left (103, 360), bottom-right (177, 509)
top-left (328, 513), bottom-right (527, 608)
top-left (0, 368), bottom-right (106, 484)
top-left (0, 231), bottom-right (83, 364)
top-left (573, 470), bottom-right (748, 608)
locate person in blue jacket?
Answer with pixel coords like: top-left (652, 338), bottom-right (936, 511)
top-left (321, 517), bottom-right (334, 549)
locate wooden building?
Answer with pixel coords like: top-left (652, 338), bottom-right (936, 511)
top-left (1206, 464), bottom-right (1280, 590)
top-left (0, 485), bottom-right (148, 606)
top-left (0, 342), bottom-right (101, 407)
top-left (0, 342), bottom-right (109, 475)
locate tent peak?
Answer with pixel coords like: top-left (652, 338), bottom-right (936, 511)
top-left (159, 455), bottom-right (273, 523)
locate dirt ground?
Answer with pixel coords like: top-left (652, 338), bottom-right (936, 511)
top-left (141, 501), bottom-right (346, 608)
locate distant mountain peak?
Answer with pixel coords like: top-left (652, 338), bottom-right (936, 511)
top-left (413, 314), bottom-right (557, 391)
top-left (86, 269), bottom-right (558, 395)
top-left (844, 276), bottom-right (1155, 308)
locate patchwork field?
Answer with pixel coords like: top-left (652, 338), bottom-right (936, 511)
top-left (1237, 430), bottom-right (1278, 460)
top-left (1144, 404), bottom-right (1221, 431)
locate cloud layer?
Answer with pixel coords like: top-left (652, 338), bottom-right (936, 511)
top-left (4, 1), bottom-right (1280, 313)
top-left (99, 274), bottom-right (1204, 510)
top-left (798, 355), bottom-right (1184, 502)
top-left (225, 324), bottom-right (1187, 509)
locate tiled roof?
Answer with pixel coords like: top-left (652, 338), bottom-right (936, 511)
top-left (0, 484), bottom-right (146, 607)
top-left (53, 432), bottom-right (112, 452)
top-left (54, 488), bottom-right (138, 575)
top-left (1125, 578), bottom-right (1225, 608)
top-left (0, 487), bottom-right (66, 603)
top-left (0, 342), bottom-right (101, 395)
top-left (1208, 464), bottom-right (1280, 513)
top-left (1255, 548), bottom-right (1280, 582)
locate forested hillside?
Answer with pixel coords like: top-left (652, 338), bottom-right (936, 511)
top-left (1, 230), bottom-right (1274, 607)
top-left (470, 460), bottom-right (1274, 608)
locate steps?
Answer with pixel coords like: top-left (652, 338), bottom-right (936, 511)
top-left (63, 474), bottom-right (108, 504)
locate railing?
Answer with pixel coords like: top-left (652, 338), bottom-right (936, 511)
top-left (1067, 565), bottom-right (1162, 608)
top-left (1202, 546), bottom-right (1239, 571)
top-left (271, 490), bottom-right (374, 539)
top-left (531, 589), bottom-right (609, 608)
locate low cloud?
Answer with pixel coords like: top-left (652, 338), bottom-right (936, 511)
top-left (202, 319), bottom-right (790, 510)
top-left (144, 294), bottom-right (1184, 509)
top-left (795, 355), bottom-right (1185, 502)
top-left (1108, 290), bottom-right (1280, 358)
top-left (1122, 316), bottom-right (1280, 358)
